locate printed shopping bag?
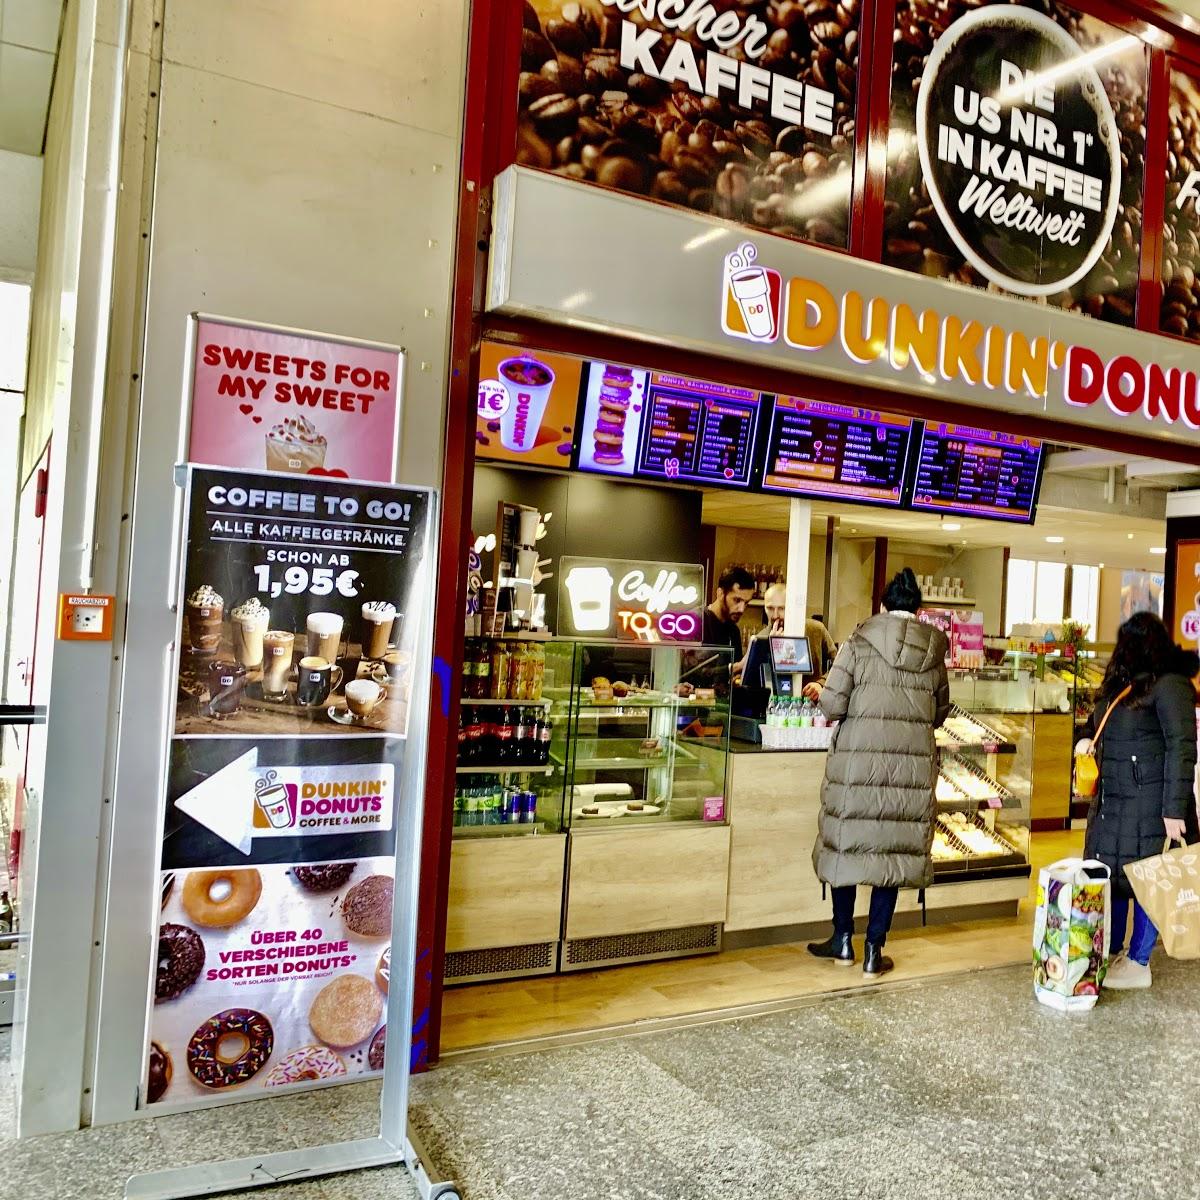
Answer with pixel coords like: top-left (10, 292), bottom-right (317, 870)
top-left (1032, 858), bottom-right (1111, 1012)
top-left (1124, 841), bottom-right (1200, 960)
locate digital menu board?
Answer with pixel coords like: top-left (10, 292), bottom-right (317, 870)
top-left (576, 363), bottom-right (763, 489)
top-left (910, 424), bottom-right (1044, 523)
top-left (760, 396), bottom-right (913, 507)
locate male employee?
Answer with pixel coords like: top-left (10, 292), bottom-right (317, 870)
top-left (762, 584), bottom-right (837, 674)
top-left (703, 566), bottom-right (756, 679)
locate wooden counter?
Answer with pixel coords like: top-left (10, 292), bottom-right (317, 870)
top-left (726, 749), bottom-right (828, 931)
top-left (724, 748), bottom-right (1028, 938)
top-left (447, 834), bottom-right (566, 952)
top-left (565, 824), bottom-right (731, 940)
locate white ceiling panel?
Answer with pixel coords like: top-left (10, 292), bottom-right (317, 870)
top-left (0, 40), bottom-right (53, 154)
top-left (1, 0), bottom-right (63, 53)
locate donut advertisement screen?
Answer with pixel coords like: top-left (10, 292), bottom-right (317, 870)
top-left (761, 397), bottom-right (914, 507)
top-left (909, 424), bottom-right (1045, 523)
top-left (576, 362), bottom-right (762, 490)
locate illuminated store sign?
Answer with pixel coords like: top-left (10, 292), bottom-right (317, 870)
top-left (720, 241), bottom-right (1200, 434)
top-left (559, 558), bottom-right (704, 644)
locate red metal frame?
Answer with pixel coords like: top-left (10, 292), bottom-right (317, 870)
top-left (417, 0), bottom-right (509, 1068)
top-left (419, 0), bottom-right (1200, 1062)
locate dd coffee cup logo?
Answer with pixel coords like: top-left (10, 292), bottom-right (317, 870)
top-left (915, 8), bottom-right (1121, 297)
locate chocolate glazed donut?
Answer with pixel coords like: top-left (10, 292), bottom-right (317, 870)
top-left (156, 923), bottom-right (206, 1002)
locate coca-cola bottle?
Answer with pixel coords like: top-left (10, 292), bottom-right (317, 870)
top-left (494, 705), bottom-right (515, 764)
top-left (536, 711), bottom-right (552, 766)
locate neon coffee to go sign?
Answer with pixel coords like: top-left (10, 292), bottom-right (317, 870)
top-left (559, 557), bottom-right (704, 643)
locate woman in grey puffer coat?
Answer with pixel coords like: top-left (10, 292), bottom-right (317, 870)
top-left (808, 568), bottom-right (950, 977)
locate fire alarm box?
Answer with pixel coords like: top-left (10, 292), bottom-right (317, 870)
top-left (58, 594), bottom-right (115, 641)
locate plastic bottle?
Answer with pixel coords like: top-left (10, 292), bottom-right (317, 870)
top-left (800, 698), bottom-right (814, 729)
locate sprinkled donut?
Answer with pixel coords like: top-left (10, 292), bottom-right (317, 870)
top-left (263, 1045), bottom-right (346, 1087)
top-left (182, 868), bottom-right (262, 928)
top-left (187, 1009), bottom-right (274, 1089)
top-left (156, 922), bottom-right (206, 1002)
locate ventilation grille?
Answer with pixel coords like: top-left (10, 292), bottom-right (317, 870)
top-left (444, 941), bottom-right (555, 984)
top-left (564, 923), bottom-right (720, 969)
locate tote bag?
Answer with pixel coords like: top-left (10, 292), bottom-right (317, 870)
top-left (1125, 840), bottom-right (1200, 960)
top-left (1032, 858), bottom-right (1111, 1012)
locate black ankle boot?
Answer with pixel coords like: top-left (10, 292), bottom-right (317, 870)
top-left (807, 932), bottom-right (854, 966)
top-left (863, 941), bottom-right (893, 976)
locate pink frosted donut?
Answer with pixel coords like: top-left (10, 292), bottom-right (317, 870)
top-left (263, 1044), bottom-right (346, 1087)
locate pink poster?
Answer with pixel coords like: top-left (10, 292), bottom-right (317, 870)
top-left (188, 319), bottom-right (401, 482)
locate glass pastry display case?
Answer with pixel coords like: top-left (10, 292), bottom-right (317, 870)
top-left (934, 682), bottom-right (1033, 880)
top-left (545, 639), bottom-right (732, 827)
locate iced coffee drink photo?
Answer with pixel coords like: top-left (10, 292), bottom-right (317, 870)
top-left (230, 598), bottom-right (270, 669)
top-left (265, 415), bottom-right (328, 474)
top-left (261, 630), bottom-right (296, 700)
top-left (186, 584), bottom-right (224, 655)
top-left (360, 601), bottom-right (397, 660)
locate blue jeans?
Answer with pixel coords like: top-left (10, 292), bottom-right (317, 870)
top-left (1110, 894), bottom-right (1158, 966)
top-left (831, 885), bottom-right (899, 945)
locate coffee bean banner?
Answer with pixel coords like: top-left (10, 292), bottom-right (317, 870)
top-left (884, 0), bottom-right (1147, 326)
top-left (1162, 69), bottom-right (1200, 342)
top-left (516, 0), bottom-right (861, 249)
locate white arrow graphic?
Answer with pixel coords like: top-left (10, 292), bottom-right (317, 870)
top-left (174, 747), bottom-right (259, 855)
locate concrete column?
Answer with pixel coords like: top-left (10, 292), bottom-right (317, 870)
top-left (785, 498), bottom-right (811, 634)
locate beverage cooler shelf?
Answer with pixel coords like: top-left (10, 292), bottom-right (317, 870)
top-left (456, 764), bottom-right (555, 775)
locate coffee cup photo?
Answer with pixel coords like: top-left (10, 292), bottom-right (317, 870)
top-left (296, 656), bottom-right (344, 707)
top-left (345, 678), bottom-right (387, 720)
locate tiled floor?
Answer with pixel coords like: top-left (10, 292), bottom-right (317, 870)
top-left (6, 948), bottom-right (1200, 1198)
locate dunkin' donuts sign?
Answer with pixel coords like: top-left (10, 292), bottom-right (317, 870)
top-left (721, 240), bottom-right (1200, 432)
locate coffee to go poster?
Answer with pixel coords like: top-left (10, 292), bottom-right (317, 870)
top-left (188, 318), bottom-right (402, 483)
top-left (173, 467), bottom-right (430, 739)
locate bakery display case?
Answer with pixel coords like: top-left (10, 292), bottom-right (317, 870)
top-left (933, 681), bottom-right (1032, 883)
top-left (549, 640), bottom-right (732, 828)
top-left (445, 638), bottom-right (734, 983)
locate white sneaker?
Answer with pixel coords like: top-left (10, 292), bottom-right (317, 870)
top-left (1104, 955), bottom-right (1152, 990)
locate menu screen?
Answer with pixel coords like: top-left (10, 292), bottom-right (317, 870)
top-left (910, 424), bottom-right (1044, 523)
top-left (577, 364), bottom-right (762, 489)
top-left (761, 397), bottom-right (913, 506)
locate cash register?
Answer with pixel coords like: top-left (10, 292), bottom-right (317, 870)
top-left (732, 634), bottom-right (813, 741)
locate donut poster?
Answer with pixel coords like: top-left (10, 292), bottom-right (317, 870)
top-left (146, 857), bottom-right (394, 1107)
top-left (173, 468), bottom-right (431, 740)
top-left (188, 318), bottom-right (402, 483)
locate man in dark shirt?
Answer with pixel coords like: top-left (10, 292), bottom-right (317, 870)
top-left (702, 566), bottom-right (756, 680)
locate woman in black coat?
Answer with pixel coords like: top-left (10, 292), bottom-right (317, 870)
top-left (1081, 613), bottom-right (1198, 990)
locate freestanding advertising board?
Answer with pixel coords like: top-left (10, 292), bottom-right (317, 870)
top-left (118, 464), bottom-right (450, 1197)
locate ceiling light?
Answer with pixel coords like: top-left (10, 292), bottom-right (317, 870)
top-left (943, 523), bottom-right (961, 532)
top-left (1099, 562), bottom-right (1105, 569)
top-left (1127, 533), bottom-right (1135, 540)
top-left (1150, 547), bottom-right (1167, 555)
top-left (1045, 536), bottom-right (1064, 544)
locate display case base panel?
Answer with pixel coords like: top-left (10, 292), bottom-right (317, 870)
top-left (561, 922), bottom-right (722, 973)
top-left (444, 940), bottom-right (559, 986)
